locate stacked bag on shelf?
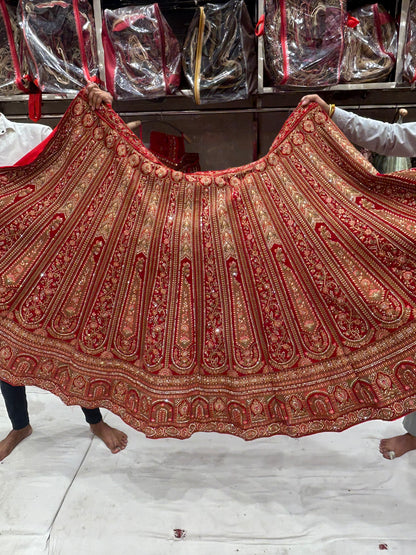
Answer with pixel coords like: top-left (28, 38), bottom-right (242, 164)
top-left (182, 0), bottom-right (257, 104)
top-left (19, 0), bottom-right (99, 93)
top-left (102, 4), bottom-right (182, 100)
top-left (0, 0), bottom-right (99, 100)
top-left (340, 3), bottom-right (397, 83)
top-left (261, 0), bottom-right (398, 87)
top-left (0, 0), bottom-right (29, 95)
top-left (262, 0), bottom-right (346, 86)
top-left (22, 0), bottom-right (99, 93)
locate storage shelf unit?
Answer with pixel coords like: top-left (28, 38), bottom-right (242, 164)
top-left (0, 1), bottom-right (415, 109)
top-left (0, 0), bottom-right (415, 155)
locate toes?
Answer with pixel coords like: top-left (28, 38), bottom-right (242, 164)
top-left (118, 432), bottom-right (128, 447)
top-left (111, 441), bottom-right (126, 454)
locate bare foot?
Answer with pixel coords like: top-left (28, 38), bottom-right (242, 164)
top-left (0, 424), bottom-right (33, 461)
top-left (379, 433), bottom-right (416, 460)
top-left (90, 421), bottom-right (128, 454)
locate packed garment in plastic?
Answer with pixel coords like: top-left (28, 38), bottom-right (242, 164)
top-left (18, 0), bottom-right (99, 94)
top-left (403, 0), bottom-right (416, 83)
top-left (0, 0), bottom-right (28, 95)
top-left (263, 0), bottom-right (345, 87)
top-left (182, 0), bottom-right (256, 104)
top-left (340, 4), bottom-right (397, 83)
top-left (102, 4), bottom-right (181, 100)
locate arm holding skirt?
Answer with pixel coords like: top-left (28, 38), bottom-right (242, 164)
top-left (300, 94), bottom-right (416, 158)
top-left (332, 108), bottom-right (416, 157)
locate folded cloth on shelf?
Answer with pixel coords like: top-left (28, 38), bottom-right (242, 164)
top-left (1, 89), bottom-right (416, 440)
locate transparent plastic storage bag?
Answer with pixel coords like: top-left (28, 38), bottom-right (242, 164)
top-left (18, 0), bottom-right (99, 94)
top-left (0, 0), bottom-right (28, 95)
top-left (263, 0), bottom-right (345, 87)
top-left (403, 0), bottom-right (416, 83)
top-left (340, 4), bottom-right (397, 83)
top-left (102, 4), bottom-right (181, 100)
top-left (182, 0), bottom-right (256, 104)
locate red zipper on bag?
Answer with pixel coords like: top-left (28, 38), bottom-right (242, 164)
top-left (101, 11), bottom-right (117, 97)
top-left (73, 0), bottom-right (99, 84)
top-left (255, 13), bottom-right (265, 36)
top-left (373, 3), bottom-right (396, 64)
top-left (346, 14), bottom-right (359, 28)
top-left (154, 4), bottom-right (169, 95)
top-left (280, 0), bottom-right (289, 85)
top-left (19, 2), bottom-right (45, 120)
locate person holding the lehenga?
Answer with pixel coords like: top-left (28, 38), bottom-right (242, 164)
top-left (300, 93), bottom-right (416, 461)
top-left (0, 83), bottom-right (127, 461)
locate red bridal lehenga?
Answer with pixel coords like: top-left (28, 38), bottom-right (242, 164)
top-left (1, 90), bottom-right (416, 439)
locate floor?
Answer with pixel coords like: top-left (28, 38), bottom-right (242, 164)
top-left (0, 387), bottom-right (414, 555)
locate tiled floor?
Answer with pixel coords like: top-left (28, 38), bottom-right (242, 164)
top-left (1, 387), bottom-right (414, 554)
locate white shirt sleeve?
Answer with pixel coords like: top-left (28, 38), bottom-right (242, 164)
top-left (332, 107), bottom-right (416, 157)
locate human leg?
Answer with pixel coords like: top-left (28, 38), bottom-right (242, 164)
top-left (81, 406), bottom-right (128, 454)
top-left (81, 406), bottom-right (103, 425)
top-left (0, 380), bottom-right (32, 461)
top-left (1, 380), bottom-right (30, 430)
top-left (0, 380), bottom-right (127, 458)
top-left (379, 411), bottom-right (416, 459)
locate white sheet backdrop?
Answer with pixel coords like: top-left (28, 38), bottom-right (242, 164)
top-left (0, 387), bottom-right (414, 555)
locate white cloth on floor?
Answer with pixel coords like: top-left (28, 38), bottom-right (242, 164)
top-left (1, 389), bottom-right (416, 555)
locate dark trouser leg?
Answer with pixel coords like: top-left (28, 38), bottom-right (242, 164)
top-left (81, 407), bottom-right (102, 425)
top-left (1, 378), bottom-right (102, 427)
top-left (0, 380), bottom-right (30, 430)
